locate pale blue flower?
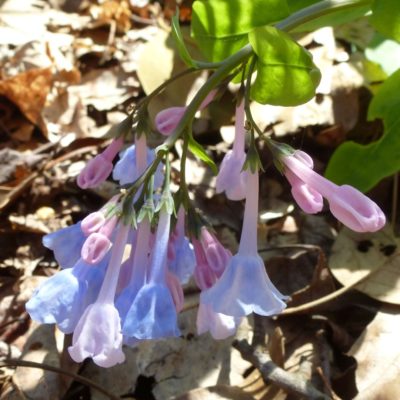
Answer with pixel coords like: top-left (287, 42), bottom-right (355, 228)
top-left (42, 222), bottom-right (86, 268)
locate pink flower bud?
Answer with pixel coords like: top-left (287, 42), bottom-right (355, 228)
top-left (329, 185), bottom-right (386, 233)
top-left (282, 150), bottom-right (386, 232)
top-left (200, 228), bottom-right (231, 276)
top-left (81, 233), bottom-right (111, 264)
top-left (77, 138), bottom-right (123, 189)
top-left (193, 239), bottom-right (218, 291)
top-left (166, 271), bottom-right (184, 313)
top-left (81, 212), bottom-right (106, 236)
top-left (155, 90), bottom-right (217, 137)
top-left (77, 154), bottom-right (113, 189)
top-left (155, 107), bottom-right (186, 136)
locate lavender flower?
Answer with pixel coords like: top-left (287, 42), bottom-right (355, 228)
top-left (112, 134), bottom-right (163, 188)
top-left (42, 222), bottom-right (86, 269)
top-left (26, 256), bottom-right (108, 334)
top-left (168, 207), bottom-right (196, 284)
top-left (216, 101), bottom-right (248, 200)
top-left (201, 172), bottom-right (287, 318)
top-left (122, 209), bottom-right (180, 340)
top-left (68, 223), bottom-right (129, 367)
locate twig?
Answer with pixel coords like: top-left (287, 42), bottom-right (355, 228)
top-left (0, 359), bottom-right (123, 400)
top-left (233, 340), bottom-right (330, 400)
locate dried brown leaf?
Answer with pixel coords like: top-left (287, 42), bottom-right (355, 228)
top-left (349, 309), bottom-right (400, 400)
top-left (0, 68), bottom-right (53, 135)
top-left (329, 226), bottom-right (400, 304)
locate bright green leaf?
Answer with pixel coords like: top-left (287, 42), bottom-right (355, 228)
top-left (249, 26), bottom-right (321, 106)
top-left (370, 0), bottom-right (400, 42)
top-left (325, 69), bottom-right (400, 191)
top-left (188, 134), bottom-right (218, 175)
top-left (191, 0), bottom-right (289, 61)
top-left (171, 13), bottom-right (196, 68)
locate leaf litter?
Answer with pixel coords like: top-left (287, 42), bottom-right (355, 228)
top-left (0, 1), bottom-right (398, 400)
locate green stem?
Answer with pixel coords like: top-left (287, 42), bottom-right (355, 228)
top-left (179, 134), bottom-right (190, 209)
top-left (276, 0), bottom-right (371, 31)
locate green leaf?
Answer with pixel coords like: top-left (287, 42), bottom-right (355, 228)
top-left (191, 0), bottom-right (289, 61)
top-left (188, 134), bottom-right (218, 174)
top-left (249, 26), bottom-right (321, 106)
top-left (325, 69), bottom-right (400, 192)
top-left (370, 0), bottom-right (400, 42)
top-left (171, 12), bottom-right (196, 67)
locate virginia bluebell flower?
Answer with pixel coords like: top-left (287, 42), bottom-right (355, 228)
top-left (201, 171), bottom-right (287, 318)
top-left (112, 134), bottom-right (163, 188)
top-left (122, 208), bottom-right (180, 340)
top-left (42, 222), bottom-right (86, 269)
top-left (26, 255), bottom-right (109, 334)
top-left (192, 228), bottom-right (241, 339)
top-left (68, 223), bottom-right (129, 367)
top-left (168, 207), bottom-right (196, 284)
top-left (216, 100), bottom-right (248, 201)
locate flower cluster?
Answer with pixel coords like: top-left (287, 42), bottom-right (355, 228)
top-left (26, 94), bottom-right (386, 369)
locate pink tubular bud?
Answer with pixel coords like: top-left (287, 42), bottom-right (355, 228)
top-left (200, 228), bottom-right (231, 277)
top-left (77, 138), bottom-right (124, 189)
top-left (77, 154), bottom-right (113, 189)
top-left (81, 212), bottom-right (106, 236)
top-left (166, 271), bottom-right (184, 313)
top-left (328, 185), bottom-right (386, 233)
top-left (282, 150), bottom-right (386, 232)
top-left (155, 107), bottom-right (186, 136)
top-left (81, 233), bottom-right (111, 264)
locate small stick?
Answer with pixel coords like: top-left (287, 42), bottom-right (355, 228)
top-left (233, 339), bottom-right (330, 400)
top-left (0, 359), bottom-right (124, 400)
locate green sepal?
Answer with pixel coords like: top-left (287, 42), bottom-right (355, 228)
top-left (188, 133), bottom-right (218, 174)
top-left (137, 197), bottom-right (155, 224)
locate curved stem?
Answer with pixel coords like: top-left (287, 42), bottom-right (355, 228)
top-left (276, 0), bottom-right (371, 31)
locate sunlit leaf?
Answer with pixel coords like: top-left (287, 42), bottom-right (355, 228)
top-left (325, 69), bottom-right (400, 191)
top-left (370, 0), bottom-right (400, 42)
top-left (249, 26), bottom-right (321, 106)
top-left (191, 0), bottom-right (289, 61)
top-left (188, 134), bottom-right (218, 175)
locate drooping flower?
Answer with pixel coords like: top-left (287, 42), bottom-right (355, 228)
top-left (112, 134), bottom-right (163, 188)
top-left (122, 208), bottom-right (180, 340)
top-left (192, 227), bottom-right (241, 339)
top-left (282, 150), bottom-right (386, 232)
top-left (77, 137), bottom-right (124, 189)
top-left (168, 207), bottom-right (196, 284)
top-left (42, 222), bottom-right (86, 269)
top-left (216, 100), bottom-right (248, 200)
top-left (26, 255), bottom-right (109, 334)
top-left (68, 223), bottom-right (129, 367)
top-left (201, 171), bottom-right (287, 318)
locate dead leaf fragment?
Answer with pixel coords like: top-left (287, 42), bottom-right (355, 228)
top-left (349, 309), bottom-right (400, 400)
top-left (329, 226), bottom-right (400, 304)
top-left (0, 68), bottom-right (53, 134)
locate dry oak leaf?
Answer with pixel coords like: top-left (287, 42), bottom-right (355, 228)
top-left (329, 226), bottom-right (400, 304)
top-left (349, 309), bottom-right (400, 400)
top-left (0, 68), bottom-right (53, 135)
